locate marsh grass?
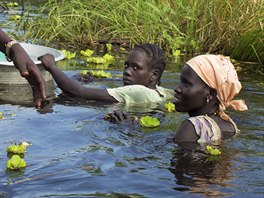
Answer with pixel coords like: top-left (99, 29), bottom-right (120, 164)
top-left (18, 0), bottom-right (263, 64)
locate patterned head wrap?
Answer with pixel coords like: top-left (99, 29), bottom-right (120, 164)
top-left (186, 54), bottom-right (248, 120)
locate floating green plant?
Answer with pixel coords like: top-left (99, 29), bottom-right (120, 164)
top-left (87, 57), bottom-right (106, 64)
top-left (140, 116), bottom-right (160, 128)
top-left (106, 43), bottom-right (112, 52)
top-left (206, 145), bottom-right (221, 155)
top-left (165, 102), bottom-right (175, 112)
top-left (80, 70), bottom-right (111, 78)
top-left (80, 49), bottom-right (94, 57)
top-left (103, 54), bottom-right (114, 62)
top-left (6, 2), bottom-right (18, 7)
top-left (9, 15), bottom-right (21, 21)
top-left (6, 155), bottom-right (26, 170)
top-left (7, 144), bottom-right (26, 154)
top-left (61, 50), bottom-right (76, 59)
top-left (91, 70), bottom-right (111, 78)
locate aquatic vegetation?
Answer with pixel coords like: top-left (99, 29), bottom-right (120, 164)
top-left (6, 155), bottom-right (26, 170)
top-left (9, 15), bottom-right (21, 21)
top-left (87, 57), bottom-right (106, 64)
top-left (91, 70), bottom-right (111, 78)
top-left (165, 102), bottom-right (175, 112)
top-left (80, 49), bottom-right (94, 57)
top-left (61, 50), bottom-right (76, 59)
top-left (206, 145), bottom-right (221, 156)
top-left (103, 54), bottom-right (114, 62)
top-left (6, 2), bottom-right (18, 7)
top-left (79, 70), bottom-right (111, 79)
top-left (140, 116), bottom-right (160, 128)
top-left (106, 43), bottom-right (112, 52)
top-left (7, 144), bottom-right (27, 154)
top-left (10, 0), bottom-right (264, 64)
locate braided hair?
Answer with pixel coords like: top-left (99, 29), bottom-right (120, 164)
top-left (134, 43), bottom-right (166, 86)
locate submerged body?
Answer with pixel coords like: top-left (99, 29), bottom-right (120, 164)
top-left (173, 55), bottom-right (247, 144)
top-left (40, 44), bottom-right (174, 104)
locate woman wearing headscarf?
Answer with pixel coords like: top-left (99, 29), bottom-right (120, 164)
top-left (173, 54), bottom-right (248, 144)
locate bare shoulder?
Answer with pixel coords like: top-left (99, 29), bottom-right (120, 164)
top-left (174, 119), bottom-right (199, 143)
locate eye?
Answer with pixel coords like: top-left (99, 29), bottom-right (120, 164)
top-left (180, 78), bottom-right (191, 87)
top-left (133, 66), bottom-right (138, 70)
top-left (124, 61), bottom-right (128, 68)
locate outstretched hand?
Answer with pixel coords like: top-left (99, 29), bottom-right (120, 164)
top-left (104, 110), bottom-right (133, 123)
top-left (38, 53), bottom-right (56, 71)
top-left (12, 44), bottom-right (46, 108)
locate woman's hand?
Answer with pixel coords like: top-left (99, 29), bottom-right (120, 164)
top-left (38, 53), bottom-right (56, 71)
top-left (104, 110), bottom-right (133, 123)
top-left (11, 44), bottom-right (46, 108)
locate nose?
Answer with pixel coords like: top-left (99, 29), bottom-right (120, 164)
top-left (123, 66), bottom-right (132, 76)
top-left (174, 84), bottom-right (181, 93)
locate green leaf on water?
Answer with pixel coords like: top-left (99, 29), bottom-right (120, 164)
top-left (206, 145), bottom-right (221, 155)
top-left (165, 102), bottom-right (175, 112)
top-left (7, 144), bottom-right (26, 154)
top-left (6, 155), bottom-right (26, 170)
top-left (61, 49), bottom-right (76, 59)
top-left (140, 116), bottom-right (160, 128)
top-left (80, 49), bottom-right (94, 57)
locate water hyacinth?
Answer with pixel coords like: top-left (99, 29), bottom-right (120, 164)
top-left (165, 102), bottom-right (175, 112)
top-left (61, 50), bottom-right (76, 59)
top-left (103, 54), bottom-right (114, 62)
top-left (91, 70), bottom-right (111, 78)
top-left (7, 144), bottom-right (27, 154)
top-left (106, 43), bottom-right (112, 52)
top-left (80, 49), bottom-right (94, 57)
top-left (206, 146), bottom-right (221, 155)
top-left (9, 15), bottom-right (21, 21)
top-left (6, 2), bottom-right (18, 7)
top-left (6, 155), bottom-right (26, 170)
top-left (140, 116), bottom-right (160, 128)
top-left (87, 57), bottom-right (106, 64)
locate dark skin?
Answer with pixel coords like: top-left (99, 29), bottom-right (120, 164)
top-left (39, 48), bottom-right (160, 102)
top-left (0, 29), bottom-right (46, 108)
top-left (173, 64), bottom-right (236, 142)
top-left (107, 64), bottom-right (236, 142)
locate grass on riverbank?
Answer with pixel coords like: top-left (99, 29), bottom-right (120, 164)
top-left (17, 0), bottom-right (264, 64)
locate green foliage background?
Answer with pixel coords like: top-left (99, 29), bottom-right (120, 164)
top-left (13, 0), bottom-right (264, 63)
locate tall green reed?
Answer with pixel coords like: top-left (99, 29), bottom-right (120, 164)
top-left (18, 0), bottom-right (263, 64)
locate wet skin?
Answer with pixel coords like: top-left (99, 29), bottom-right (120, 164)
top-left (173, 64), bottom-right (212, 117)
top-left (123, 49), bottom-right (156, 89)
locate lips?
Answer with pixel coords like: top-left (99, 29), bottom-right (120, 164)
top-left (123, 78), bottom-right (131, 85)
top-left (173, 95), bottom-right (181, 104)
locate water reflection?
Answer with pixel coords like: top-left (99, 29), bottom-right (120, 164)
top-left (169, 144), bottom-right (234, 197)
top-left (0, 80), bottom-right (55, 107)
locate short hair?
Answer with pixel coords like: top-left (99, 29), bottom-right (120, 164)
top-left (134, 43), bottom-right (166, 84)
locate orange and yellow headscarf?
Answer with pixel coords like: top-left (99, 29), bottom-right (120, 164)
top-left (186, 54), bottom-right (248, 121)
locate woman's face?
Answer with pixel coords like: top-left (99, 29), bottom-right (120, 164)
top-left (123, 49), bottom-right (154, 87)
top-left (173, 64), bottom-right (211, 115)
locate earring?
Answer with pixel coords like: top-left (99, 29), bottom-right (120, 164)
top-left (206, 98), bottom-right (210, 103)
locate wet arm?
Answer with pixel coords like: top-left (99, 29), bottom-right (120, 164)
top-left (46, 62), bottom-right (117, 102)
top-left (174, 120), bottom-right (199, 143)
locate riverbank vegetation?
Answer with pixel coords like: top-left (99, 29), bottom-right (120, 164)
top-left (12, 0), bottom-right (264, 66)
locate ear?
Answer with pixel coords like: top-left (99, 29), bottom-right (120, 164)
top-left (208, 88), bottom-right (217, 100)
top-left (150, 69), bottom-right (160, 82)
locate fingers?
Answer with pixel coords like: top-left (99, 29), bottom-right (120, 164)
top-left (30, 66), bottom-right (46, 99)
top-left (105, 110), bottom-right (130, 123)
top-left (31, 86), bottom-right (42, 108)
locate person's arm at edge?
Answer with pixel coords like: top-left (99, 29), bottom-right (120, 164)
top-left (0, 29), bottom-right (46, 108)
top-left (174, 120), bottom-right (200, 142)
top-left (39, 53), bottom-right (118, 102)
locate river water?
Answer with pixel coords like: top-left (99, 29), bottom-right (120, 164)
top-left (0, 1), bottom-right (263, 198)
